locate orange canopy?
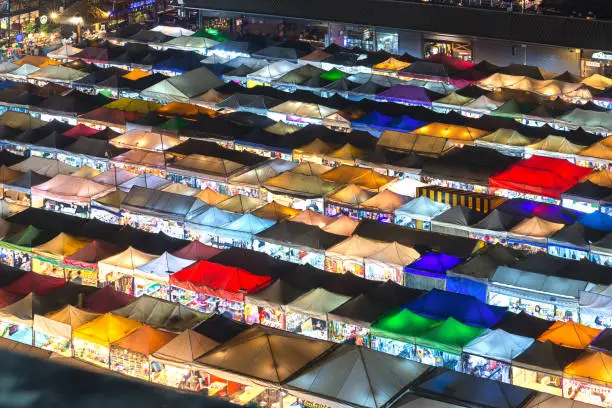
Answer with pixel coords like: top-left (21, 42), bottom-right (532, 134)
top-left (122, 68), bottom-right (151, 81)
top-left (111, 325), bottom-right (177, 355)
top-left (538, 321), bottom-right (602, 349)
top-left (564, 351), bottom-right (612, 385)
top-left (157, 102), bottom-right (217, 119)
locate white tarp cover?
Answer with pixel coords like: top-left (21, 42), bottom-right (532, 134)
top-left (150, 25), bottom-right (195, 37)
top-left (286, 288), bottom-right (351, 320)
top-left (492, 266), bottom-right (588, 298)
top-left (133, 252), bottom-right (194, 281)
top-left (47, 45), bottom-right (82, 60)
top-left (141, 67), bottom-right (224, 102)
top-left (463, 329), bottom-right (534, 362)
top-left (28, 65), bottom-right (87, 82)
top-left (165, 36), bottom-right (219, 50)
top-left (246, 61), bottom-right (300, 82)
top-left (10, 157), bottom-right (77, 177)
top-left (395, 196), bottom-right (451, 220)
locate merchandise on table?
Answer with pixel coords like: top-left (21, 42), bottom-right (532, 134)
top-left (63, 240), bottom-right (122, 287)
top-left (31, 233), bottom-right (89, 279)
top-left (33, 305), bottom-right (100, 356)
top-left (98, 247), bottom-right (157, 295)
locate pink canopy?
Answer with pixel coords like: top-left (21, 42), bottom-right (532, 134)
top-left (31, 174), bottom-right (115, 203)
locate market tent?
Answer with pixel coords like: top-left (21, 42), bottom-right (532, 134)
top-left (134, 252), bottom-right (195, 284)
top-left (476, 128), bottom-right (533, 148)
top-left (91, 168), bottom-right (137, 187)
top-left (489, 156), bottom-right (593, 199)
top-left (105, 98), bottom-right (163, 114)
top-left (409, 122), bottom-right (488, 144)
top-left (321, 216), bottom-right (359, 236)
top-left (0, 111), bottom-right (46, 129)
top-left (197, 325), bottom-right (334, 386)
top-left (581, 74), bottom-right (612, 91)
top-left (2, 271), bottom-right (65, 296)
top-left (373, 58), bottom-right (411, 72)
top-left (73, 313), bottom-right (142, 347)
top-left (216, 93), bottom-right (283, 114)
top-left (165, 36), bottom-right (219, 51)
top-left (141, 67), bottom-right (224, 102)
top-left (121, 186), bottom-right (204, 221)
top-left (109, 130), bottom-right (183, 151)
top-left (564, 350), bottom-right (612, 385)
top-left (371, 308), bottom-right (443, 344)
top-left (186, 207), bottom-right (240, 233)
top-left (406, 289), bottom-right (507, 328)
top-left (168, 154), bottom-right (247, 181)
top-left (151, 328), bottom-right (219, 366)
top-left (327, 292), bottom-right (402, 329)
top-left (71, 166), bottom-right (102, 179)
top-left (286, 345), bottom-right (430, 408)
top-left (375, 84), bottom-right (441, 106)
top-left (6, 64), bottom-right (40, 80)
top-left (150, 25), bottom-right (195, 37)
top-left (513, 340), bottom-right (582, 377)
top-left (377, 131), bottom-right (456, 156)
top-left (28, 65), bottom-right (87, 83)
top-left (537, 321), bottom-right (602, 349)
top-left (31, 175), bottom-right (114, 203)
top-left (256, 221), bottom-right (346, 253)
top-left (290, 210), bottom-right (333, 228)
top-left (431, 206), bottom-right (485, 235)
top-left (229, 159), bottom-right (298, 188)
top-left (246, 61), bottom-right (300, 82)
top-left (326, 234), bottom-right (388, 263)
top-left (99, 246), bottom-right (157, 276)
top-left (32, 233), bottom-right (89, 263)
top-left (285, 287), bottom-right (351, 320)
top-left (78, 107), bottom-right (141, 129)
top-left (34, 305), bottom-right (99, 349)
top-left (270, 101), bottom-right (337, 119)
top-left (470, 209), bottom-right (522, 232)
top-left (324, 144), bottom-right (367, 166)
top-left (508, 216), bottom-right (565, 238)
top-left (461, 95), bottom-right (504, 113)
top-left (216, 214), bottom-right (275, 241)
top-left (194, 188), bottom-right (231, 206)
top-left (492, 311), bottom-right (554, 339)
top-left (263, 171), bottom-right (341, 198)
top-left (251, 201), bottom-right (301, 221)
top-left (415, 317), bottom-right (485, 355)
top-left (169, 260), bottom-right (272, 302)
top-left (276, 64), bottom-right (327, 85)
top-left (326, 184), bottom-right (374, 207)
top-left (579, 136), bottom-right (612, 160)
top-left (411, 368), bottom-right (534, 408)
top-left (172, 240), bottom-right (223, 261)
top-left (557, 109), bottom-right (612, 131)
top-left (321, 165), bottom-right (394, 192)
top-left (395, 197), bottom-right (451, 221)
top-left (433, 92), bottom-right (473, 107)
top-left (159, 183), bottom-right (200, 196)
top-left (84, 286), bottom-right (134, 313)
top-left (526, 136), bottom-right (584, 156)
top-left (215, 194), bottom-right (266, 214)
top-left (117, 172), bottom-right (170, 192)
top-left (245, 279), bottom-right (308, 311)
top-left (463, 329), bottom-right (534, 362)
top-left (111, 324), bottom-right (177, 358)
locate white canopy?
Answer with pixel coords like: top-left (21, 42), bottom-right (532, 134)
top-left (150, 25), bottom-right (195, 37)
top-left (463, 329), bottom-right (534, 362)
top-left (133, 252), bottom-right (194, 281)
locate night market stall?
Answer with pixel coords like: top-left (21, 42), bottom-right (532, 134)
top-left (33, 305), bottom-right (100, 356)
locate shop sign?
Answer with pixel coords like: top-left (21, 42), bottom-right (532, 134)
top-left (592, 51), bottom-right (612, 61)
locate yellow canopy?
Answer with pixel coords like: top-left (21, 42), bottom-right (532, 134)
top-left (564, 351), bottom-right (612, 384)
top-left (360, 189), bottom-right (409, 213)
top-left (579, 137), bottom-right (612, 160)
top-left (194, 188), bottom-right (230, 205)
top-left (0, 165), bottom-right (23, 183)
top-left (434, 92), bottom-right (473, 106)
top-left (378, 130), bottom-right (456, 156)
top-left (251, 201), bottom-right (301, 221)
top-left (291, 162), bottom-right (332, 176)
top-left (325, 184), bottom-right (374, 206)
top-left (98, 246), bottom-right (157, 270)
top-left (160, 183), bottom-right (200, 196)
top-left (373, 58), bottom-right (411, 71)
top-left (321, 165), bottom-right (395, 192)
top-left (33, 233), bottom-right (90, 259)
top-left (293, 138), bottom-right (335, 157)
top-left (71, 165), bottom-right (102, 179)
top-left (510, 216), bottom-right (564, 238)
top-left (324, 144), bottom-right (366, 165)
top-left (321, 216), bottom-right (359, 236)
top-left (526, 136), bottom-right (584, 155)
top-left (215, 194), bottom-right (266, 213)
top-left (122, 68), bottom-right (151, 81)
top-left (478, 128), bottom-right (533, 146)
top-left (104, 98), bottom-right (163, 114)
top-left (157, 102), bottom-right (217, 118)
top-left (0, 111), bottom-right (46, 129)
top-left (270, 101), bottom-right (337, 119)
top-left (73, 313), bottom-right (142, 347)
top-left (410, 123), bottom-right (489, 143)
top-left (264, 172), bottom-right (340, 196)
top-left (582, 74), bottom-right (612, 91)
top-left (584, 171), bottom-right (612, 187)
top-left (264, 122), bottom-right (301, 135)
top-left (109, 130), bottom-right (184, 151)
top-left (15, 56), bottom-right (61, 68)
top-left (479, 73), bottom-right (527, 89)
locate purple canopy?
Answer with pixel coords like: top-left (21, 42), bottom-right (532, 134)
top-left (375, 85), bottom-right (436, 106)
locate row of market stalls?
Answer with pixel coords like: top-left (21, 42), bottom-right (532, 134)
top-left (0, 241), bottom-right (607, 408)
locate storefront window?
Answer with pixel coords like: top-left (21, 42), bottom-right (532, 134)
top-left (581, 51), bottom-right (612, 78)
top-left (424, 39), bottom-right (472, 61)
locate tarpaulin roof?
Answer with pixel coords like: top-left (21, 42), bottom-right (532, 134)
top-left (463, 329), bottom-right (534, 362)
top-left (394, 197), bottom-right (450, 220)
top-left (109, 130), bottom-right (183, 151)
top-left (79, 107), bottom-right (141, 128)
top-left (0, 111), bottom-right (46, 129)
top-left (15, 56), bottom-right (61, 68)
top-left (152, 328), bottom-right (219, 364)
top-left (564, 351), bottom-right (612, 384)
top-left (286, 345), bottom-right (430, 408)
top-left (256, 221), bottom-right (346, 251)
top-left (247, 61), bottom-right (300, 81)
top-left (63, 240), bottom-right (122, 269)
top-left (321, 216), bottom-right (359, 236)
top-left (490, 156), bottom-right (593, 199)
top-left (39, 305), bottom-right (100, 340)
top-left (215, 194), bottom-right (266, 214)
top-left (165, 36), bottom-right (219, 50)
top-left (477, 128), bottom-right (533, 146)
top-left (326, 234), bottom-right (388, 260)
top-left (91, 168), bottom-right (137, 186)
top-left (513, 340), bottom-right (582, 375)
top-left (245, 279), bottom-right (308, 309)
top-left (1, 226), bottom-right (58, 253)
top-left (558, 109), bottom-right (612, 131)
top-left (270, 101), bottom-right (337, 119)
top-left (411, 369), bottom-right (534, 408)
top-left (121, 186), bottom-right (204, 221)
top-left (579, 136), bottom-right (612, 160)
top-left (526, 135), bottom-right (584, 155)
top-left (112, 150), bottom-right (168, 170)
top-left (263, 171), bottom-right (341, 198)
top-left (508, 216), bottom-right (565, 238)
top-left (470, 209), bottom-right (522, 232)
top-left (33, 233), bottom-right (89, 259)
top-left (134, 252), bottom-right (194, 280)
top-left (432, 206), bottom-right (485, 227)
top-left (111, 324), bottom-right (177, 355)
top-left (169, 260), bottom-right (271, 301)
top-left (286, 287), bottom-right (351, 319)
top-left (141, 67), bottom-right (223, 102)
top-left (373, 57), bottom-right (411, 71)
top-left (496, 198), bottom-right (579, 224)
top-left (326, 184), bottom-right (374, 207)
top-left (321, 165), bottom-right (395, 192)
top-left (377, 131), bottom-right (456, 156)
top-left (73, 313), bottom-right (142, 346)
top-left (415, 317), bottom-right (485, 354)
top-left (193, 188), bottom-right (230, 206)
top-left (172, 240), bottom-right (223, 261)
top-left (405, 289), bottom-right (507, 327)
top-left (31, 174), bottom-right (114, 203)
top-left (406, 252), bottom-right (461, 276)
top-left (186, 206), bottom-right (239, 229)
top-left (218, 213), bottom-right (275, 238)
top-left (84, 286), bottom-right (134, 313)
top-left (371, 308), bottom-right (442, 343)
top-left (28, 65), bottom-right (87, 82)
top-left (410, 122), bottom-right (488, 143)
top-left (492, 311), bottom-right (554, 339)
top-left (538, 321), bottom-right (602, 349)
top-left (376, 85), bottom-right (440, 106)
top-left (151, 25), bottom-right (195, 37)
top-left (99, 246), bottom-right (157, 271)
top-left (581, 74), bottom-right (612, 91)
top-left (197, 325), bottom-right (334, 386)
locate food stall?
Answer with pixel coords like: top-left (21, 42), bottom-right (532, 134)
top-left (244, 279), bottom-right (309, 329)
top-left (364, 241), bottom-right (420, 284)
top-left (33, 305), bottom-right (100, 356)
top-left (31, 233), bottom-right (90, 279)
top-left (98, 247), bottom-right (158, 295)
top-left (358, 190), bottom-right (410, 223)
top-left (324, 235), bottom-right (387, 277)
top-left (133, 252), bottom-right (194, 299)
top-left (285, 287), bottom-right (351, 340)
top-left (169, 260), bottom-right (272, 321)
top-left (324, 184), bottom-right (374, 219)
top-left (563, 351), bottom-right (612, 407)
top-left (0, 293), bottom-right (43, 345)
top-left (414, 317), bottom-right (484, 371)
top-left (394, 197), bottom-right (451, 230)
top-left (462, 328), bottom-right (534, 383)
top-left (507, 216), bottom-right (565, 253)
top-left (110, 325), bottom-right (177, 380)
top-left (262, 169), bottom-right (340, 213)
top-left (149, 329), bottom-right (220, 391)
top-left (2, 171), bottom-right (49, 208)
top-left (0, 226), bottom-right (56, 271)
top-left (72, 313), bottom-right (143, 368)
top-left (63, 240), bottom-right (122, 287)
top-left (511, 340), bottom-right (582, 396)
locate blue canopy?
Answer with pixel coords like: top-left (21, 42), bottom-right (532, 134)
top-left (353, 111), bottom-right (395, 130)
top-left (388, 115), bottom-right (427, 132)
top-left (579, 211), bottom-right (612, 232)
top-left (405, 252), bottom-right (461, 278)
top-left (405, 289), bottom-right (507, 328)
top-left (186, 207), bottom-right (240, 233)
top-left (153, 54), bottom-right (204, 74)
top-left (496, 199), bottom-right (580, 225)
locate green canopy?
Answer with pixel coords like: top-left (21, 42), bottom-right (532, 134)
top-left (0, 226), bottom-right (56, 252)
top-left (415, 317), bottom-right (484, 354)
top-left (159, 116), bottom-right (189, 131)
top-left (490, 99), bottom-right (535, 119)
top-left (320, 68), bottom-right (348, 81)
top-left (191, 28), bottom-right (229, 42)
top-left (371, 309), bottom-right (443, 343)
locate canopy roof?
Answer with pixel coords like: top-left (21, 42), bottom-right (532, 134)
top-left (270, 101), bottom-right (337, 119)
top-left (111, 324), bottom-right (176, 355)
top-left (395, 197), bottom-right (451, 220)
top-left (247, 61), bottom-right (299, 81)
top-left (463, 329), bottom-right (534, 362)
top-left (109, 130), bottom-right (183, 151)
top-left (44, 305), bottom-right (100, 329)
top-left (290, 210), bottom-right (333, 228)
top-left (64, 240), bottom-right (122, 268)
top-left (134, 252), bottom-right (194, 280)
top-left (377, 131), bottom-right (456, 156)
top-left (373, 57), bottom-right (412, 71)
top-left (169, 260), bottom-right (272, 301)
top-left (219, 213), bottom-right (275, 237)
top-left (194, 188), bottom-right (231, 206)
top-left (165, 36), bottom-right (219, 50)
top-left (31, 174), bottom-right (113, 203)
top-left (105, 98), bottom-right (162, 114)
top-left (579, 136), bottom-right (612, 160)
top-left (152, 329), bottom-right (219, 363)
top-left (513, 340), bottom-right (582, 375)
top-left (33, 233), bottom-right (89, 259)
top-left (73, 313), bottom-right (142, 346)
top-left (286, 345), bottom-right (430, 408)
top-left (371, 309), bottom-right (443, 343)
top-left (509, 216), bottom-right (564, 238)
top-left (558, 109), bottom-right (612, 131)
top-left (150, 25), bottom-right (195, 37)
top-left (564, 351), bottom-right (612, 384)
top-left (84, 286), bottom-right (134, 313)
top-left (321, 216), bottom-right (359, 236)
top-left (251, 201), bottom-right (301, 221)
top-left (416, 317), bottom-right (485, 354)
top-left (245, 279), bottom-right (308, 309)
top-left (582, 74), bottom-right (612, 91)
top-left (492, 311), bottom-right (554, 339)
top-left (410, 122), bottom-right (488, 143)
top-left (0, 111), bottom-right (46, 129)
top-left (1, 226), bottom-right (58, 253)
top-left (197, 325), bottom-right (334, 385)
top-left (432, 206), bottom-right (485, 227)
top-left (490, 156), bottom-right (592, 199)
top-left (406, 252), bottom-right (461, 275)
top-left (28, 65), bottom-right (87, 82)
top-left (263, 171), bottom-right (340, 197)
top-left (186, 206), bottom-right (240, 229)
top-left (326, 235), bottom-right (388, 260)
top-left (406, 289), bottom-right (506, 327)
top-left (538, 321), bottom-right (602, 349)
top-left (326, 184), bottom-right (374, 206)
top-left (321, 165), bottom-right (394, 192)
top-left (526, 136), bottom-right (584, 155)
top-left (215, 194), bottom-right (266, 214)
top-left (121, 186), bottom-right (203, 221)
top-left (286, 287), bottom-right (351, 319)
top-left (256, 221), bottom-right (345, 251)
top-left (141, 67), bottom-right (223, 102)
top-left (99, 246), bottom-right (157, 270)
top-left (172, 240), bottom-right (223, 261)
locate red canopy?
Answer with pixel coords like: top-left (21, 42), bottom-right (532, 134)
top-left (0, 289), bottom-right (24, 308)
top-left (63, 240), bottom-right (122, 270)
top-left (3, 272), bottom-right (65, 295)
top-left (84, 285), bottom-right (134, 313)
top-left (426, 54), bottom-right (475, 71)
top-left (62, 124), bottom-right (100, 138)
top-left (489, 155), bottom-right (593, 199)
top-left (169, 260), bottom-right (272, 302)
